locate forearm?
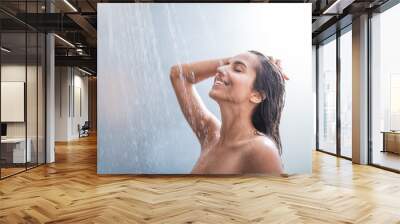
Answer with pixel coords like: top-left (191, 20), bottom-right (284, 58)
top-left (170, 57), bottom-right (230, 84)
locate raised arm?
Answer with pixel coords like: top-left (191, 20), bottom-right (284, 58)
top-left (170, 58), bottom-right (229, 147)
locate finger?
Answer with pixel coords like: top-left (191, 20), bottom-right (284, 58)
top-left (282, 72), bottom-right (289, 81)
top-left (267, 56), bottom-right (289, 80)
top-left (267, 56), bottom-right (275, 64)
top-left (274, 59), bottom-right (289, 80)
top-left (275, 59), bottom-right (282, 68)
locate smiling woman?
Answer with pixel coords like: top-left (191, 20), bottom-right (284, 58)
top-left (98, 3), bottom-right (313, 175)
top-left (170, 51), bottom-right (286, 174)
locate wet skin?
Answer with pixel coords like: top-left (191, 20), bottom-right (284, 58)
top-left (170, 52), bottom-right (283, 175)
top-left (191, 134), bottom-right (281, 174)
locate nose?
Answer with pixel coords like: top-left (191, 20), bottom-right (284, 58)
top-left (216, 65), bottom-right (228, 76)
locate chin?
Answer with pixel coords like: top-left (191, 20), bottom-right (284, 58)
top-left (209, 89), bottom-right (228, 103)
top-left (209, 89), bottom-right (218, 100)
top-left (209, 89), bottom-right (224, 102)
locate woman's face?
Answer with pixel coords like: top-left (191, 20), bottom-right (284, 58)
top-left (209, 52), bottom-right (260, 104)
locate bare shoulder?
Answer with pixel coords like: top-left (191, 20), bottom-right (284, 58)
top-left (241, 136), bottom-right (283, 174)
top-left (243, 135), bottom-right (280, 158)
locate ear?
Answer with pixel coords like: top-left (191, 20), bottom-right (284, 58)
top-left (250, 91), bottom-right (265, 104)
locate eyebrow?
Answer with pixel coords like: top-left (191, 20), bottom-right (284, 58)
top-left (231, 60), bottom-right (247, 68)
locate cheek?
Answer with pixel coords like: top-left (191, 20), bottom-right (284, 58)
top-left (229, 76), bottom-right (254, 100)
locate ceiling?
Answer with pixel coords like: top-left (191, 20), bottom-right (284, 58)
top-left (0, 0), bottom-right (393, 74)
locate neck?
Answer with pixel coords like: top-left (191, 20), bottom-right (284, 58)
top-left (218, 102), bottom-right (256, 145)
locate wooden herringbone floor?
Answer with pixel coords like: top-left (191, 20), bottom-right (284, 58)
top-left (1, 135), bottom-right (400, 224)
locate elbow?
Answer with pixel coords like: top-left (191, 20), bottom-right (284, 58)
top-left (169, 65), bottom-right (180, 81)
top-left (170, 64), bottom-right (193, 84)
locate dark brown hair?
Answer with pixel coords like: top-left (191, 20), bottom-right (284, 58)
top-left (249, 50), bottom-right (286, 154)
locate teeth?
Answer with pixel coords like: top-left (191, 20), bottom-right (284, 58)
top-left (215, 80), bottom-right (224, 85)
top-left (214, 77), bottom-right (229, 86)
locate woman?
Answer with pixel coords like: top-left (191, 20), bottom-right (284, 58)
top-left (170, 51), bottom-right (287, 174)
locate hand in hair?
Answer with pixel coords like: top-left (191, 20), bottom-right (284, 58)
top-left (267, 56), bottom-right (289, 81)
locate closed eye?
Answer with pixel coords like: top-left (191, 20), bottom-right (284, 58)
top-left (232, 61), bottom-right (247, 73)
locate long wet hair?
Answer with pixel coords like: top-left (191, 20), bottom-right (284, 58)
top-left (249, 50), bottom-right (286, 155)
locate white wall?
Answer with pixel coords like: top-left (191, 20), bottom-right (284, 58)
top-left (1, 65), bottom-right (40, 138)
top-left (71, 72), bottom-right (89, 138)
top-left (55, 67), bottom-right (69, 141)
top-left (55, 67), bottom-right (89, 141)
top-left (1, 82), bottom-right (25, 122)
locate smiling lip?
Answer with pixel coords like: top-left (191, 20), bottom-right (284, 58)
top-left (214, 80), bottom-right (225, 86)
top-left (213, 77), bottom-right (229, 87)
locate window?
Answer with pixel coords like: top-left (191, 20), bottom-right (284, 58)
top-left (340, 28), bottom-right (352, 158)
top-left (0, 1), bottom-right (46, 179)
top-left (371, 3), bottom-right (400, 171)
top-left (318, 36), bottom-right (337, 154)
